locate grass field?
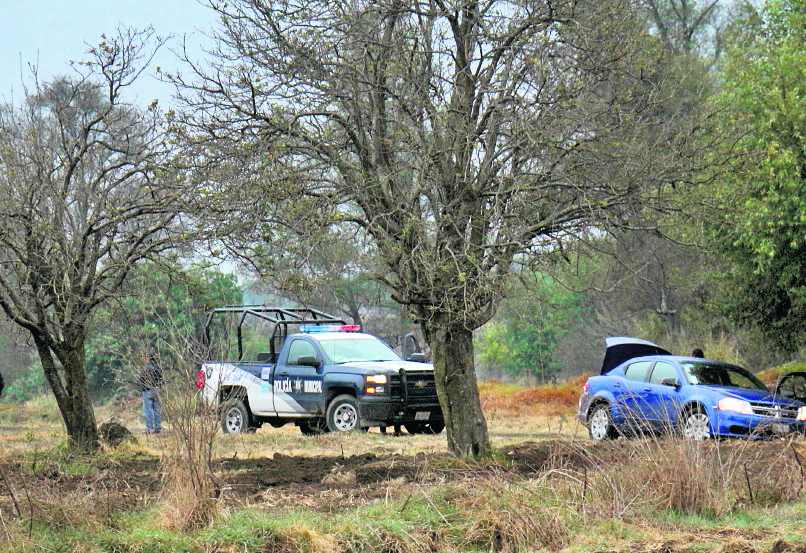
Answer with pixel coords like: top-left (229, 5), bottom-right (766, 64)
top-left (2, 379), bottom-right (806, 553)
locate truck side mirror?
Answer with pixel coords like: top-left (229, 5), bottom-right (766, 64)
top-left (407, 352), bottom-right (428, 363)
top-left (297, 355), bottom-right (322, 368)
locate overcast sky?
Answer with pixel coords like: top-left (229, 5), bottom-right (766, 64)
top-left (0, 0), bottom-right (216, 108)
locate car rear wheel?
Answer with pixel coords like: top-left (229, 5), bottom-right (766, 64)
top-left (682, 408), bottom-right (711, 440)
top-left (588, 404), bottom-right (617, 441)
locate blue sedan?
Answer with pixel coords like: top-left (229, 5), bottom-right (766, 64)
top-left (578, 338), bottom-right (806, 440)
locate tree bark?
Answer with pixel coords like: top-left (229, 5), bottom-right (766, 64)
top-left (425, 323), bottom-right (491, 458)
top-left (33, 335), bottom-right (100, 452)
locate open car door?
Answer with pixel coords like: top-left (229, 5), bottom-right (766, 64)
top-left (775, 372), bottom-right (806, 403)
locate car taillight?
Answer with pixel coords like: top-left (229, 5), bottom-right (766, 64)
top-left (197, 369), bottom-right (205, 390)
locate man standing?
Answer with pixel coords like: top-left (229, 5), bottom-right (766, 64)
top-left (138, 355), bottom-right (163, 434)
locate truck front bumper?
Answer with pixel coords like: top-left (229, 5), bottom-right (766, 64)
top-left (358, 398), bottom-right (444, 427)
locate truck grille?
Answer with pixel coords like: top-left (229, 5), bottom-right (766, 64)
top-left (389, 370), bottom-right (438, 405)
top-left (750, 402), bottom-right (798, 419)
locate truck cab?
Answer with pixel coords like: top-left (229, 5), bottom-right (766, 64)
top-left (198, 306), bottom-right (444, 435)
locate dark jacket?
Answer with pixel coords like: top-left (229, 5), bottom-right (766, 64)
top-left (137, 361), bottom-right (163, 392)
top-left (0, 371), bottom-right (4, 398)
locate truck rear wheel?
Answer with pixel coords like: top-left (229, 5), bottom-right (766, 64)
top-left (221, 399), bottom-right (251, 434)
top-left (326, 395), bottom-right (361, 432)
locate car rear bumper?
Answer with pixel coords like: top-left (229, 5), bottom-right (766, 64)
top-left (577, 391), bottom-right (593, 425)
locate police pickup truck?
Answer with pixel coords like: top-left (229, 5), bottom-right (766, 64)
top-left (198, 306), bottom-right (444, 435)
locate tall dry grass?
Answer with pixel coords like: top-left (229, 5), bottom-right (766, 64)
top-left (121, 327), bottom-right (223, 531)
top-left (546, 435), bottom-right (806, 520)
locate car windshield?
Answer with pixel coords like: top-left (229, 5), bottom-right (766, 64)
top-left (682, 362), bottom-right (768, 391)
top-left (316, 336), bottom-right (401, 364)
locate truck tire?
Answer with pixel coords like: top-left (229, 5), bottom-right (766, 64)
top-left (221, 399), bottom-right (251, 434)
top-left (326, 394), bottom-right (361, 432)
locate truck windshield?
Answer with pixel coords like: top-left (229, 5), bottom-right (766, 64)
top-left (316, 336), bottom-right (401, 364)
top-left (682, 362), bottom-right (768, 391)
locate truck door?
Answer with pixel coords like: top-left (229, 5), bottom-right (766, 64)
top-left (272, 337), bottom-right (324, 416)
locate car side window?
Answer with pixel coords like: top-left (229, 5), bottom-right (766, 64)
top-left (649, 362), bottom-right (678, 385)
top-left (286, 340), bottom-right (318, 365)
top-left (624, 361), bottom-right (653, 382)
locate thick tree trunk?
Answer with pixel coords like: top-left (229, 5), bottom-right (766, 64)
top-left (426, 324), bottom-right (491, 458)
top-left (33, 335), bottom-right (100, 452)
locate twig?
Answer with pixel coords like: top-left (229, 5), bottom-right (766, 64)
top-left (400, 491), bottom-right (413, 513)
top-left (791, 443), bottom-right (804, 497)
top-left (417, 484), bottom-right (450, 525)
top-left (743, 462), bottom-right (754, 504)
top-left (0, 466), bottom-right (21, 518)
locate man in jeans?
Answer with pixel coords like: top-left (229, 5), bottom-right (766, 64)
top-left (138, 356), bottom-right (163, 434)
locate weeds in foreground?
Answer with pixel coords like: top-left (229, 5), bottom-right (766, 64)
top-left (547, 435), bottom-right (806, 521)
top-left (143, 335), bottom-right (223, 531)
top-left (460, 472), bottom-right (571, 552)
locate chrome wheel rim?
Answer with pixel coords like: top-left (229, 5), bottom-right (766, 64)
top-left (333, 403), bottom-right (358, 431)
top-left (683, 413), bottom-right (710, 440)
top-left (224, 407), bottom-right (243, 433)
top-left (589, 408), bottom-right (610, 440)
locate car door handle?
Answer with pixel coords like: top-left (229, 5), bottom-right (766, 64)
top-left (643, 387), bottom-right (652, 392)
top-left (278, 372), bottom-right (289, 377)
top-left (613, 383), bottom-right (622, 388)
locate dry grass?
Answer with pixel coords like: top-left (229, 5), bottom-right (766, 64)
top-left (460, 472), bottom-right (571, 552)
top-left (480, 376), bottom-right (589, 417)
top-left (544, 435), bottom-right (806, 521)
top-left (5, 379), bottom-right (806, 553)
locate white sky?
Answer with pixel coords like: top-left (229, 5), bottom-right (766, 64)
top-left (0, 0), bottom-right (217, 108)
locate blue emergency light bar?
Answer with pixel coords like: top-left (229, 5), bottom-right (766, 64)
top-left (300, 324), bottom-right (361, 333)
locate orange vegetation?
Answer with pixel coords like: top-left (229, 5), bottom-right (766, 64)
top-left (478, 374), bottom-right (592, 417)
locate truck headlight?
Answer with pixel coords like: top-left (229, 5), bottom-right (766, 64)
top-left (717, 397), bottom-right (753, 414)
top-left (366, 374), bottom-right (387, 384)
top-left (798, 406), bottom-right (806, 421)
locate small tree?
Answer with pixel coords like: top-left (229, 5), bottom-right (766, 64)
top-left (0, 28), bottom-right (185, 451)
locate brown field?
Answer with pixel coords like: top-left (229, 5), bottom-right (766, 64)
top-left (2, 382), bottom-right (806, 553)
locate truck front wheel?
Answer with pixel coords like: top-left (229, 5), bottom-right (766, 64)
top-left (221, 399), bottom-right (251, 434)
top-left (326, 395), bottom-right (361, 432)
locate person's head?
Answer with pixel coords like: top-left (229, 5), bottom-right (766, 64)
top-left (692, 348), bottom-right (704, 358)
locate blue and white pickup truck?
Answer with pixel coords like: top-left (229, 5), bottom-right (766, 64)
top-left (198, 306), bottom-right (444, 435)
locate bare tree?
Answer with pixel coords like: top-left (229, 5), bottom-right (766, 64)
top-left (0, 28), bottom-right (186, 451)
top-left (642, 0), bottom-right (724, 62)
top-left (175, 0), bottom-right (710, 457)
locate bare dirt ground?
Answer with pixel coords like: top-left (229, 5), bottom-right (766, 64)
top-left (0, 438), bottom-right (559, 515)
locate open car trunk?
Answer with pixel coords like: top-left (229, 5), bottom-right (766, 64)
top-left (600, 337), bottom-right (672, 375)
